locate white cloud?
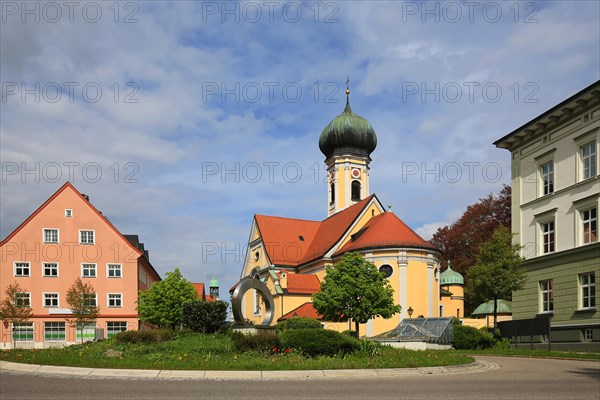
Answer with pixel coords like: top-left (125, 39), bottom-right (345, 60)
top-left (1, 0), bottom-right (598, 299)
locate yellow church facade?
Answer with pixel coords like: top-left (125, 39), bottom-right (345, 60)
top-left (232, 93), bottom-right (465, 337)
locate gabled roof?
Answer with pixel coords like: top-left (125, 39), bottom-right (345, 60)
top-left (278, 302), bottom-right (323, 321)
top-left (1, 182), bottom-right (142, 258)
top-left (254, 215), bottom-right (321, 266)
top-left (286, 274), bottom-right (320, 295)
top-left (334, 211), bottom-right (438, 255)
top-left (252, 194), bottom-right (437, 268)
top-left (300, 195), bottom-right (376, 264)
top-left (0, 181), bottom-right (162, 281)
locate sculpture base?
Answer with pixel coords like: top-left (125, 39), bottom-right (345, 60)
top-left (232, 324), bottom-right (276, 336)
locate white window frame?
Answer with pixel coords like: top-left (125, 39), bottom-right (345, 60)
top-left (44, 322), bottom-right (66, 342)
top-left (76, 322), bottom-right (96, 342)
top-left (584, 329), bottom-right (593, 342)
top-left (15, 292), bottom-right (31, 307)
top-left (540, 280), bottom-right (554, 313)
top-left (107, 263), bottom-right (122, 278)
top-left (579, 273), bottom-right (596, 310)
top-left (539, 160), bottom-right (554, 196)
top-left (65, 209), bottom-right (73, 218)
top-left (535, 211), bottom-right (556, 256)
top-left (43, 292), bottom-right (59, 308)
top-left (81, 263), bottom-right (97, 278)
top-left (14, 261), bottom-right (30, 277)
top-left (83, 293), bottom-right (98, 307)
top-left (106, 321), bottom-right (127, 338)
top-left (43, 228), bottom-right (59, 244)
top-left (79, 230), bottom-right (95, 245)
top-left (581, 207), bottom-right (598, 245)
top-left (581, 141), bottom-right (597, 180)
top-left (42, 262), bottom-right (59, 277)
top-left (12, 322), bottom-right (34, 342)
top-left (107, 293), bottom-right (122, 308)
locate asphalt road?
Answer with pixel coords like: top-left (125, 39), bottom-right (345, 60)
top-left (1, 356), bottom-right (598, 400)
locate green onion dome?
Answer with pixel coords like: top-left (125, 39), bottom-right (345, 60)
top-left (319, 97), bottom-right (377, 159)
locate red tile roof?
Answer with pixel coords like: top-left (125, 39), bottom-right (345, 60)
top-left (286, 274), bottom-right (320, 294)
top-left (192, 283), bottom-right (218, 302)
top-left (254, 215), bottom-right (320, 266)
top-left (278, 302), bottom-right (323, 321)
top-left (334, 212), bottom-right (438, 255)
top-left (254, 195), bottom-right (376, 267)
top-left (299, 195), bottom-right (376, 264)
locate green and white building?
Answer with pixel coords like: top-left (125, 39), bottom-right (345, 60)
top-left (494, 80), bottom-right (599, 351)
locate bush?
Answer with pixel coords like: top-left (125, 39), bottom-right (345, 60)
top-left (279, 328), bottom-right (361, 357)
top-left (114, 329), bottom-right (174, 344)
top-left (276, 317), bottom-right (323, 332)
top-left (453, 325), bottom-right (495, 350)
top-left (359, 339), bottom-right (383, 357)
top-left (182, 300), bottom-right (228, 333)
top-left (342, 330), bottom-right (358, 338)
top-left (231, 332), bottom-right (280, 353)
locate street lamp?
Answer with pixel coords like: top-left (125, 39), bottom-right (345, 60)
top-left (407, 307), bottom-right (414, 318)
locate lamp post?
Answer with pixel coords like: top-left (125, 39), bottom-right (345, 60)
top-left (407, 307), bottom-right (414, 318)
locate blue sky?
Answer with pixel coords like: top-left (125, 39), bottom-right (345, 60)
top-left (1, 1), bottom-right (599, 296)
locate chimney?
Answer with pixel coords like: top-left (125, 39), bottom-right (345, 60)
top-left (279, 269), bottom-right (288, 289)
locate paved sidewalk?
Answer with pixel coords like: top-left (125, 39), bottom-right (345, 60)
top-left (0, 359), bottom-right (499, 380)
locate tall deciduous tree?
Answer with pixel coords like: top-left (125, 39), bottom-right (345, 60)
top-left (66, 278), bottom-right (100, 343)
top-left (137, 268), bottom-right (198, 330)
top-left (430, 184), bottom-right (511, 310)
top-left (0, 282), bottom-right (34, 349)
top-left (466, 226), bottom-right (527, 328)
top-left (312, 252), bottom-right (401, 337)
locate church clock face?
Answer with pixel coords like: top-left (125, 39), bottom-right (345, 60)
top-left (351, 168), bottom-right (361, 179)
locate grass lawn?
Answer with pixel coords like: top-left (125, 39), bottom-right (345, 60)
top-left (455, 348), bottom-right (600, 360)
top-left (0, 332), bottom-right (473, 370)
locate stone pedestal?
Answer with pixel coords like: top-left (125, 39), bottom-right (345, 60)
top-left (232, 324), bottom-right (276, 336)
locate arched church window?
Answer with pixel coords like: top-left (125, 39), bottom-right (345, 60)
top-left (351, 180), bottom-right (361, 201)
top-left (379, 264), bottom-right (393, 279)
top-left (330, 182), bottom-right (335, 205)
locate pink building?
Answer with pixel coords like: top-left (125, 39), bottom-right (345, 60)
top-left (0, 182), bottom-right (161, 348)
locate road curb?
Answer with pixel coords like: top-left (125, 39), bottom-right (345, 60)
top-left (0, 358), bottom-right (500, 380)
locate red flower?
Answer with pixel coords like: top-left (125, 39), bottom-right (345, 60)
top-left (285, 349), bottom-right (291, 354)
top-left (273, 347), bottom-right (278, 352)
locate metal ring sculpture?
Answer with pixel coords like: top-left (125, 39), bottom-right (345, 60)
top-left (231, 277), bottom-right (275, 326)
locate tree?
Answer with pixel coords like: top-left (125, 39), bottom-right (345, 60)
top-left (0, 282), bottom-right (34, 349)
top-left (466, 226), bottom-right (527, 328)
top-left (182, 300), bottom-right (228, 333)
top-left (312, 252), bottom-right (401, 337)
top-left (430, 184), bottom-right (511, 311)
top-left (65, 278), bottom-right (100, 343)
top-left (137, 268), bottom-right (198, 330)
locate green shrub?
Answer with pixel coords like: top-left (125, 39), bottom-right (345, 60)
top-left (182, 300), bottom-right (228, 333)
top-left (230, 332), bottom-right (280, 353)
top-left (453, 325), bottom-right (495, 349)
top-left (359, 339), bottom-right (383, 357)
top-left (279, 328), bottom-right (361, 357)
top-left (276, 317), bottom-right (323, 332)
top-left (114, 329), bottom-right (174, 344)
top-left (493, 338), bottom-right (512, 350)
top-left (342, 330), bottom-right (358, 338)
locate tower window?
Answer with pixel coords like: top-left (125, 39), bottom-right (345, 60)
top-left (330, 182), bottom-right (335, 205)
top-left (351, 180), bottom-right (361, 201)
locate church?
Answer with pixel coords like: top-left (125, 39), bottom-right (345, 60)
top-left (232, 89), bottom-right (465, 337)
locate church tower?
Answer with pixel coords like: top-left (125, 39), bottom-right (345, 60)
top-left (319, 82), bottom-right (377, 216)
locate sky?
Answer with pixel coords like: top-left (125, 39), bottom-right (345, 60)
top-left (1, 1), bottom-right (599, 297)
